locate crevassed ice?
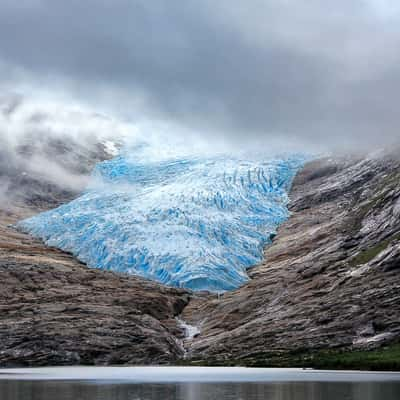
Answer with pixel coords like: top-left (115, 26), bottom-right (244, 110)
top-left (18, 144), bottom-right (305, 292)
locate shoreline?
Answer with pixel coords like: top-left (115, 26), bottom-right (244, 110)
top-left (1, 366), bottom-right (400, 382)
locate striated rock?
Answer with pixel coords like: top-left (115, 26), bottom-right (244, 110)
top-left (182, 153), bottom-right (400, 362)
top-left (0, 135), bottom-right (190, 367)
top-left (0, 251), bottom-right (189, 366)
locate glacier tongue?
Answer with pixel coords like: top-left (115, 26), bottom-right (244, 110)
top-left (18, 144), bottom-right (305, 292)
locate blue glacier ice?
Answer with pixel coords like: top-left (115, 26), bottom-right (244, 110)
top-left (18, 142), bottom-right (306, 292)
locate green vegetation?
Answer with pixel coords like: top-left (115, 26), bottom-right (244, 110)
top-left (301, 344), bottom-right (400, 371)
top-left (180, 343), bottom-right (400, 371)
top-left (349, 233), bottom-right (400, 267)
top-left (349, 232), bottom-right (400, 267)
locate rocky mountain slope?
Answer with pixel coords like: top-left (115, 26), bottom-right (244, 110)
top-left (1, 138), bottom-right (399, 368)
top-left (183, 151), bottom-right (400, 368)
top-left (0, 136), bottom-right (190, 366)
top-left (0, 134), bottom-right (111, 209)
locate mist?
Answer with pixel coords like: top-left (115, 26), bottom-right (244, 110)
top-left (0, 93), bottom-right (126, 208)
top-left (1, 0), bottom-right (399, 207)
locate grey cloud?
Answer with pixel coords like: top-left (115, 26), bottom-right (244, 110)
top-left (0, 94), bottom-right (126, 206)
top-left (0, 0), bottom-right (400, 151)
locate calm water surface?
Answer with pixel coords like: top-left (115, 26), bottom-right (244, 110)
top-left (1, 367), bottom-right (400, 400)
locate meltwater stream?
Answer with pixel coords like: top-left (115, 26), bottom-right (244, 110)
top-left (18, 141), bottom-right (305, 291)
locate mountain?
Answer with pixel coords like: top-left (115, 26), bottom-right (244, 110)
top-left (0, 134), bottom-right (190, 366)
top-left (0, 134), bottom-right (111, 209)
top-left (1, 136), bottom-right (399, 369)
top-left (183, 152), bottom-right (400, 369)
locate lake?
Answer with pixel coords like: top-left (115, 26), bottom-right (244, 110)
top-left (1, 367), bottom-right (400, 400)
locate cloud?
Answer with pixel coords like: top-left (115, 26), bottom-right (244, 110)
top-left (0, 93), bottom-right (128, 206)
top-left (0, 0), bottom-right (400, 151)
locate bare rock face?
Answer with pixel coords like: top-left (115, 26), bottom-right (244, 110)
top-left (0, 135), bottom-right (190, 367)
top-left (0, 134), bottom-right (112, 209)
top-left (182, 152), bottom-right (400, 363)
top-left (0, 248), bottom-right (189, 366)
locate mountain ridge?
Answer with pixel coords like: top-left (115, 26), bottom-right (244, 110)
top-left (181, 153), bottom-right (400, 368)
top-left (0, 138), bottom-right (399, 369)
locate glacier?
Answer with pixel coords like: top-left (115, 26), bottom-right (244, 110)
top-left (18, 141), bottom-right (305, 292)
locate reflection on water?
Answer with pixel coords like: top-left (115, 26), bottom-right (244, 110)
top-left (1, 381), bottom-right (400, 400)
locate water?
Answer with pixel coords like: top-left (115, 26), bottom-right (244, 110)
top-left (1, 367), bottom-right (400, 400)
top-left (18, 139), bottom-right (306, 292)
top-left (2, 380), bottom-right (400, 400)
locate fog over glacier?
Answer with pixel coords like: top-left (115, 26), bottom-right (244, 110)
top-left (18, 133), bottom-right (305, 291)
top-left (3, 96), bottom-right (306, 291)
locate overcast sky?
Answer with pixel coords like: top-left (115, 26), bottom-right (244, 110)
top-left (1, 0), bottom-right (400, 151)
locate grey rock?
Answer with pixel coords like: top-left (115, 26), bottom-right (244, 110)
top-left (182, 153), bottom-right (400, 362)
top-left (0, 135), bottom-right (190, 367)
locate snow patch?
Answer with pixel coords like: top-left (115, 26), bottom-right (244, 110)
top-left (102, 140), bottom-right (119, 156)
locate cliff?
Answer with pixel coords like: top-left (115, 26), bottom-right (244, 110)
top-left (0, 136), bottom-right (190, 366)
